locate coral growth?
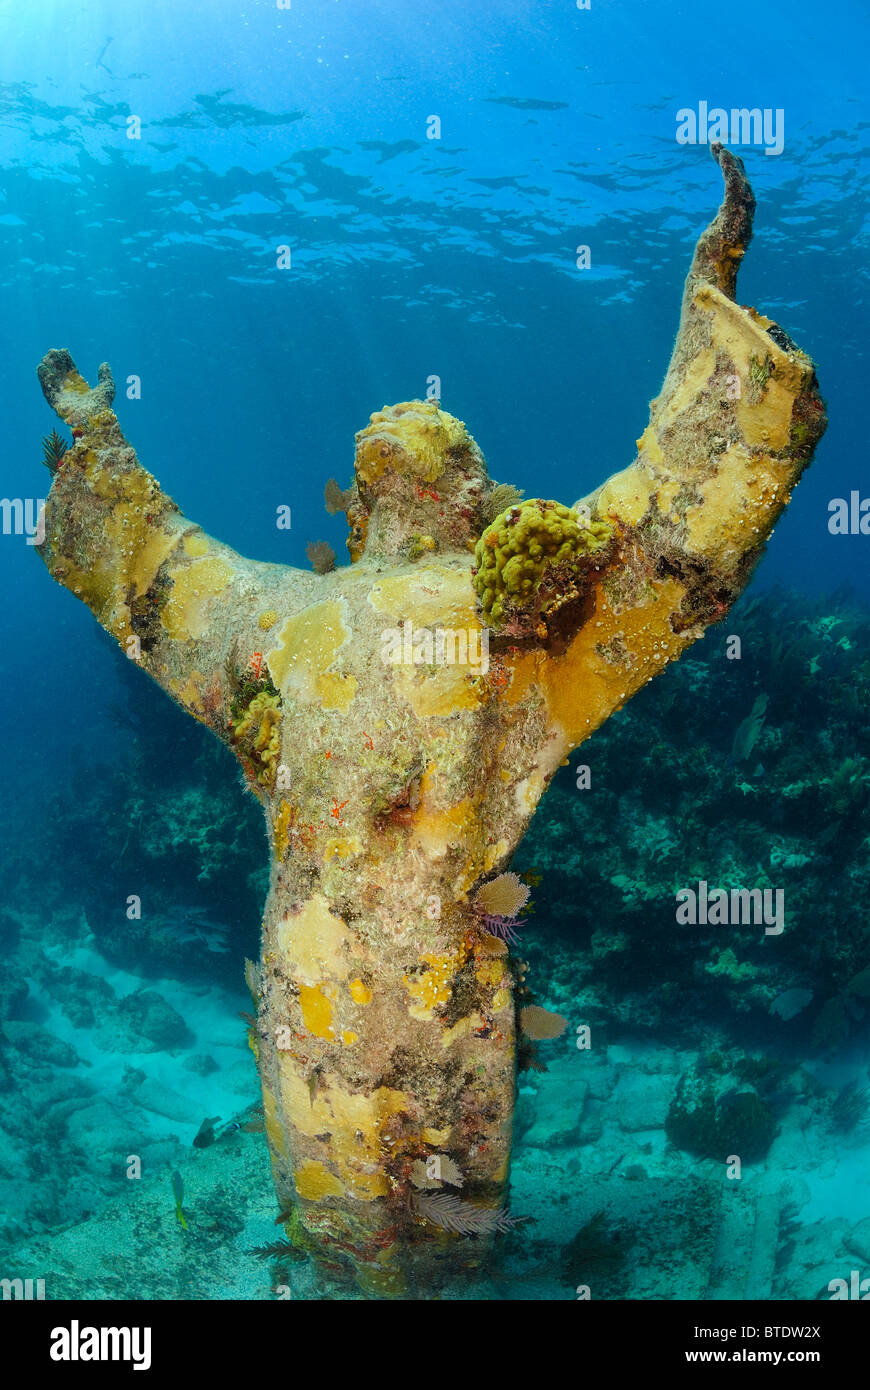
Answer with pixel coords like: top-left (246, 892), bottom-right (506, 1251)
top-left (231, 690), bottom-right (282, 787)
top-left (41, 428), bottom-right (69, 473)
top-left (473, 498), bottom-right (613, 632)
top-left (666, 1062), bottom-right (776, 1162)
top-left (473, 871), bottom-right (530, 941)
top-left (305, 540), bottom-right (336, 574)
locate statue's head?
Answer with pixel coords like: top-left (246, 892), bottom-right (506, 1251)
top-left (349, 400), bottom-right (490, 560)
top-left (354, 400), bottom-right (485, 492)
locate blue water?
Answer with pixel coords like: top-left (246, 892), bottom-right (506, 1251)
top-left (1, 0), bottom-right (868, 1302)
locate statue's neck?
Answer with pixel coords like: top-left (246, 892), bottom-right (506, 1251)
top-left (360, 495), bottom-right (476, 563)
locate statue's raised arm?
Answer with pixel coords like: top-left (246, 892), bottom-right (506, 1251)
top-left (474, 144), bottom-right (827, 762)
top-left (37, 348), bottom-right (318, 788)
top-left (589, 142), bottom-right (826, 624)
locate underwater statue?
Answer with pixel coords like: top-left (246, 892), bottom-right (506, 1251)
top-left (35, 145), bottom-right (826, 1297)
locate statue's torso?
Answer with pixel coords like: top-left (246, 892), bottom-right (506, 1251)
top-left (230, 554), bottom-right (554, 912)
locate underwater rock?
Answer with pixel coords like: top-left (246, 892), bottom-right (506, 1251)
top-left (65, 1101), bottom-right (138, 1160)
top-left (1, 1102), bottom-right (280, 1299)
top-left (119, 1067), bottom-right (194, 1124)
top-left (579, 1058), bottom-right (619, 1100)
top-left (184, 1052), bottom-right (219, 1076)
top-left (524, 1076), bottom-right (590, 1149)
top-left (706, 1177), bottom-right (794, 1300)
top-left (613, 1071), bottom-right (676, 1132)
top-left (845, 1217), bottom-right (870, 1266)
top-left (666, 1065), bottom-right (776, 1162)
top-left (107, 989), bottom-right (193, 1053)
top-left (0, 911), bottom-right (21, 952)
top-left (0, 976), bottom-right (29, 1023)
top-left (771, 1216), bottom-right (852, 1300)
top-left (1, 1022), bottom-right (79, 1069)
top-left (42, 963), bottom-right (116, 1031)
top-left (623, 1163), bottom-right (648, 1181)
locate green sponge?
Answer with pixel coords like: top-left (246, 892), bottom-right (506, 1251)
top-left (473, 499), bottom-right (612, 629)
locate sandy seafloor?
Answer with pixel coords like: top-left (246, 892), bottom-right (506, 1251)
top-left (3, 913), bottom-right (868, 1302)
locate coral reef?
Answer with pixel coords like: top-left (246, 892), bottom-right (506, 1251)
top-left (33, 146), bottom-right (826, 1297)
top-left (665, 1062), bottom-right (777, 1162)
top-left (514, 585), bottom-right (870, 1046)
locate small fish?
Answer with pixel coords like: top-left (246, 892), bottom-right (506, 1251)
top-left (192, 1115), bottom-right (221, 1149)
top-left (770, 987), bottom-right (813, 1021)
top-left (194, 1105), bottom-right (262, 1145)
top-left (171, 1170), bottom-right (187, 1230)
top-left (250, 1239), bottom-right (306, 1263)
